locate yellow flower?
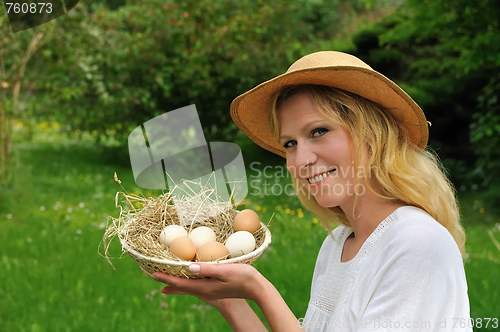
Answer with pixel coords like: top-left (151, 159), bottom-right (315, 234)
top-left (298, 212), bottom-right (304, 218)
top-left (297, 208), bottom-right (302, 213)
top-left (262, 207), bottom-right (267, 213)
top-left (312, 217), bottom-right (319, 224)
top-left (255, 205), bottom-right (262, 211)
top-left (107, 193), bottom-right (112, 198)
top-left (275, 206), bottom-right (281, 211)
top-left (285, 208), bottom-right (290, 214)
top-left (474, 200), bottom-right (479, 206)
top-left (479, 208), bottom-right (485, 214)
top-left (290, 210), bottom-right (296, 215)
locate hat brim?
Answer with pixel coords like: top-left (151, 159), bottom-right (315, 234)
top-left (230, 66), bottom-right (428, 158)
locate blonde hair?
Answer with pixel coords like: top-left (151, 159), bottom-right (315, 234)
top-left (269, 84), bottom-right (466, 257)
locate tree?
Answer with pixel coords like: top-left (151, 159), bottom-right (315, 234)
top-left (22, 0), bottom-right (390, 162)
top-left (1, 0), bottom-right (394, 187)
top-left (350, 0), bottom-right (500, 205)
top-left (0, 7), bottom-right (56, 186)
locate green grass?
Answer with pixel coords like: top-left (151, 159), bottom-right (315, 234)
top-left (1, 127), bottom-right (499, 331)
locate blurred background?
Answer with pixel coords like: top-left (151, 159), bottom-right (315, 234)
top-left (1, 0), bottom-right (499, 331)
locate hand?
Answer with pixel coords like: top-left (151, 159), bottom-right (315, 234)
top-left (151, 263), bottom-right (264, 310)
top-left (153, 264), bottom-right (301, 332)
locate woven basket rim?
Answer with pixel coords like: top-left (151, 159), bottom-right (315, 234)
top-left (119, 222), bottom-right (272, 266)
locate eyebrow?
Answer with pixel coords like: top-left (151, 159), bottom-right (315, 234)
top-left (279, 120), bottom-right (328, 141)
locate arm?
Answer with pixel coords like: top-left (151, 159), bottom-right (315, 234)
top-left (253, 275), bottom-right (304, 332)
top-left (217, 298), bottom-right (268, 332)
top-left (153, 263), bottom-right (304, 332)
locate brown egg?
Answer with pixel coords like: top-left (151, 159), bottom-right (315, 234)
top-left (169, 237), bottom-right (196, 261)
top-left (234, 209), bottom-right (261, 234)
top-left (196, 241), bottom-right (228, 262)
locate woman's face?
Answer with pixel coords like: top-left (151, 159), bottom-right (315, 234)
top-left (278, 93), bottom-right (361, 209)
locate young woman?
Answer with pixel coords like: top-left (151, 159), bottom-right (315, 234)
top-left (152, 51), bottom-right (471, 331)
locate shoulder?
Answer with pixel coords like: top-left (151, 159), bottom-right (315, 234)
top-left (377, 206), bottom-right (462, 265)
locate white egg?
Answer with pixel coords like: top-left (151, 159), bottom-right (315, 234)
top-left (225, 231), bottom-right (256, 258)
top-left (188, 226), bottom-right (217, 249)
top-left (159, 225), bottom-right (188, 248)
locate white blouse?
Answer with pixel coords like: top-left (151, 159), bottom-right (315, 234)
top-left (301, 206), bottom-right (471, 331)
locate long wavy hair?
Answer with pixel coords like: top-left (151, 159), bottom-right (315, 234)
top-left (268, 84), bottom-right (466, 257)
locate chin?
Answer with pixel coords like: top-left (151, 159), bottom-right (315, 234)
top-left (313, 195), bottom-right (343, 209)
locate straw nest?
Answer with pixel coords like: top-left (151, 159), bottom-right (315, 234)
top-left (101, 174), bottom-right (272, 279)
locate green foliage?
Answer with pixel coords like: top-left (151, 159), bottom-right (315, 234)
top-left (293, 0), bottom-right (369, 40)
top-left (469, 81), bottom-right (500, 208)
top-left (26, 0), bottom-right (313, 149)
top-left (6, 0), bottom-right (389, 167)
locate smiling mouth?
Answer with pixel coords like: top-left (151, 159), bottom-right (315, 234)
top-left (308, 169), bottom-right (336, 184)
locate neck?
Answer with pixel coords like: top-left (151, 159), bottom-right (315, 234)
top-left (339, 189), bottom-right (406, 244)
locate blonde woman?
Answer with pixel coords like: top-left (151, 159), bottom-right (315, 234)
top-left (152, 51), bottom-right (471, 331)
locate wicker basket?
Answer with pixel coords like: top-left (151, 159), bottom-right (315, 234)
top-left (119, 222), bottom-right (272, 279)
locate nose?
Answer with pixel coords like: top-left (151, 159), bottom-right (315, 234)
top-left (291, 141), bottom-right (317, 178)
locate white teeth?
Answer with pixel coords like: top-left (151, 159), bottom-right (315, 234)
top-left (308, 170), bottom-right (334, 184)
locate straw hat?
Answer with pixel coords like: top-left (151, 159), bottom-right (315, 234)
top-left (230, 51), bottom-right (428, 158)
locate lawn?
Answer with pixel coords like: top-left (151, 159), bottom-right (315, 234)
top-left (0, 125), bottom-right (499, 331)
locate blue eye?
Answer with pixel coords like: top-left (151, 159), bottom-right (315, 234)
top-left (283, 140), bottom-right (296, 149)
top-left (282, 128), bottom-right (328, 149)
top-left (312, 128), bottom-right (328, 137)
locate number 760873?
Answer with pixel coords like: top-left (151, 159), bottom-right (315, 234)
top-left (5, 3), bottom-right (53, 14)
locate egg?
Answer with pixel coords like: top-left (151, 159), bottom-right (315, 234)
top-left (225, 231), bottom-right (256, 258)
top-left (233, 209), bottom-right (261, 234)
top-left (159, 225), bottom-right (188, 248)
top-left (196, 241), bottom-right (228, 262)
top-left (188, 226), bottom-right (217, 249)
top-left (169, 236), bottom-right (196, 261)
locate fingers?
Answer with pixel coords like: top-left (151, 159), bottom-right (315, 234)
top-left (152, 271), bottom-right (212, 290)
top-left (150, 264), bottom-right (234, 284)
top-left (161, 286), bottom-right (189, 295)
top-left (188, 263), bottom-right (223, 279)
top-left (152, 272), bottom-right (193, 288)
top-left (151, 263), bottom-right (254, 283)
top-left (151, 271), bottom-right (176, 284)
top-left (190, 262), bottom-right (254, 279)
top-left (150, 264), bottom-right (259, 301)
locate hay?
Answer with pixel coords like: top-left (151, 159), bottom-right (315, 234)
top-left (100, 173), bottom-right (272, 279)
